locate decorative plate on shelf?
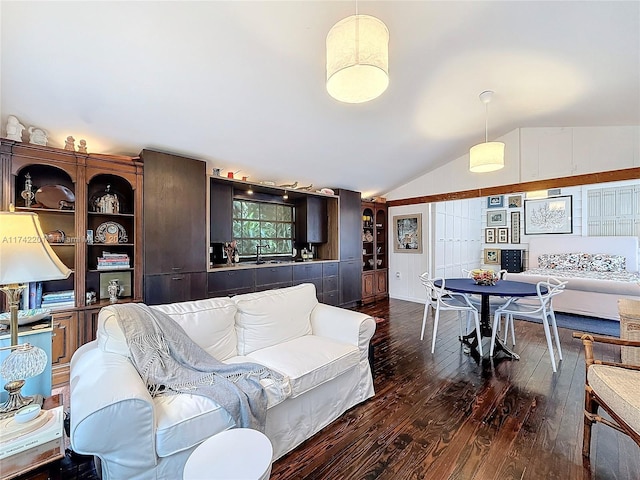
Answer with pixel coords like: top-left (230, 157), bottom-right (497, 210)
top-left (95, 221), bottom-right (128, 244)
top-left (34, 185), bottom-right (75, 210)
top-left (0, 308), bottom-right (51, 326)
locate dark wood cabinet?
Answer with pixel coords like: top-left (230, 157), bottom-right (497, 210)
top-left (361, 201), bottom-right (388, 304)
top-left (296, 197), bottom-right (327, 244)
top-left (339, 259), bottom-right (362, 307)
top-left (210, 180), bottom-right (233, 243)
top-left (1, 139), bottom-right (143, 386)
top-left (335, 189), bottom-right (362, 261)
top-left (144, 272), bottom-right (207, 305)
top-left (142, 149), bottom-right (207, 275)
top-left (208, 269), bottom-right (255, 297)
top-left (335, 189), bottom-right (362, 307)
top-left (142, 149), bottom-right (207, 304)
top-left (255, 265), bottom-right (293, 289)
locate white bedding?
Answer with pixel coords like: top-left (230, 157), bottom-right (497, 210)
top-left (509, 236), bottom-right (640, 320)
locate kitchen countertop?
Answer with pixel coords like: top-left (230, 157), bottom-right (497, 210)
top-left (208, 259), bottom-right (338, 271)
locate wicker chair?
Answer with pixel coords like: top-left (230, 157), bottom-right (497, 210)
top-left (573, 332), bottom-right (640, 459)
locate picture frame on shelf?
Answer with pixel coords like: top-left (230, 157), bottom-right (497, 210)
top-left (497, 227), bottom-right (509, 243)
top-left (511, 211), bottom-right (521, 244)
top-left (524, 195), bottom-right (573, 235)
top-left (485, 228), bottom-right (496, 243)
top-left (487, 210), bottom-right (507, 227)
top-left (393, 213), bottom-right (422, 253)
top-left (487, 195), bottom-right (504, 208)
top-left (508, 195), bottom-right (522, 208)
top-left (484, 248), bottom-right (500, 264)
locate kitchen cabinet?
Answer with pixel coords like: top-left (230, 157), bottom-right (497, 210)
top-left (210, 180), bottom-right (233, 243)
top-left (296, 197), bottom-right (327, 244)
top-left (144, 272), bottom-right (207, 305)
top-left (208, 269), bottom-right (255, 297)
top-left (334, 189), bottom-right (363, 307)
top-left (255, 265), bottom-right (293, 290)
top-left (142, 149), bottom-right (207, 303)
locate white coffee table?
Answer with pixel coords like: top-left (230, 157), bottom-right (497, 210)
top-left (183, 428), bottom-right (273, 480)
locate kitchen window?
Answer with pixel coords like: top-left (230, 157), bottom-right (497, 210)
top-left (232, 199), bottom-right (294, 257)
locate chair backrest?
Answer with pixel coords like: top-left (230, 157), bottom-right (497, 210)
top-left (419, 273), bottom-right (445, 306)
top-left (536, 277), bottom-right (567, 309)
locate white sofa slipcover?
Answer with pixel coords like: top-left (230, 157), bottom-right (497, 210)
top-left (70, 284), bottom-right (376, 480)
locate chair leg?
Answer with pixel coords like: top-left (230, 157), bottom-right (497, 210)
top-left (583, 386), bottom-right (599, 458)
top-left (549, 311), bottom-right (563, 361)
top-left (420, 303), bottom-right (430, 341)
top-left (472, 310), bottom-right (483, 356)
top-left (431, 308), bottom-right (440, 354)
top-left (541, 316), bottom-right (557, 372)
top-left (509, 314), bottom-right (516, 346)
top-left (490, 310), bottom-right (501, 357)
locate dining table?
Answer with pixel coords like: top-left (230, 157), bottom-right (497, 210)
top-left (433, 278), bottom-right (547, 360)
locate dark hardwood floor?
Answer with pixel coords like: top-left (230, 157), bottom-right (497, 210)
top-left (54, 298), bottom-right (638, 479)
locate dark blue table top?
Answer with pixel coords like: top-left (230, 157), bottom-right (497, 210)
top-left (434, 278), bottom-right (546, 297)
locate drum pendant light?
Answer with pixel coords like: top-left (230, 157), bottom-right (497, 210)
top-left (469, 91), bottom-right (505, 173)
top-left (326, 11), bottom-right (389, 103)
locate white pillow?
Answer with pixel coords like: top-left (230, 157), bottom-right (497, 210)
top-left (233, 284), bottom-right (318, 355)
top-left (151, 297), bottom-right (238, 361)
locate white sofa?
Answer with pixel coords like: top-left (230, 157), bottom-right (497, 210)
top-left (508, 236), bottom-right (640, 321)
top-left (69, 284), bottom-right (376, 480)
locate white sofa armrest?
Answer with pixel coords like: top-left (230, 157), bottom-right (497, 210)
top-left (310, 303), bottom-right (376, 358)
top-left (70, 341), bottom-right (158, 480)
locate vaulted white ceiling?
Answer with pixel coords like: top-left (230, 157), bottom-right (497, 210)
top-left (1, 1), bottom-right (638, 197)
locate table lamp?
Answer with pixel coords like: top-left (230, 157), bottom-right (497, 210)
top-left (0, 207), bottom-right (71, 413)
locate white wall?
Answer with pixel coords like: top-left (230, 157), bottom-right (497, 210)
top-left (387, 203), bottom-right (430, 303)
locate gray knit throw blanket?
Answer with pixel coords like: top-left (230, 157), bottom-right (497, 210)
top-left (115, 303), bottom-right (284, 432)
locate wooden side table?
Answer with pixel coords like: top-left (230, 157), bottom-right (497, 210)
top-left (0, 395), bottom-right (65, 480)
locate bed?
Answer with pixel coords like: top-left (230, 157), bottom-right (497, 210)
top-left (507, 236), bottom-right (640, 321)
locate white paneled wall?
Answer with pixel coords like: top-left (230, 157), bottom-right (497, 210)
top-left (433, 197), bottom-right (483, 279)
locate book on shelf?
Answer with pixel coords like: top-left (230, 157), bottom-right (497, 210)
top-left (41, 291), bottom-right (74, 301)
top-left (0, 406), bottom-right (63, 459)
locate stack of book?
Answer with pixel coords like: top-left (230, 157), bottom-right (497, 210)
top-left (41, 290), bottom-right (75, 309)
top-left (0, 406), bottom-right (63, 459)
top-left (97, 252), bottom-right (130, 270)
top-left (20, 282), bottom-right (43, 309)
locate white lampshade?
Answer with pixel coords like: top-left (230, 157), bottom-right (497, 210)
top-left (0, 211), bottom-right (72, 285)
top-left (326, 14), bottom-right (389, 104)
top-left (469, 141), bottom-right (505, 173)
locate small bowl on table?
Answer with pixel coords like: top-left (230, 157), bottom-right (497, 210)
top-left (471, 269), bottom-right (500, 286)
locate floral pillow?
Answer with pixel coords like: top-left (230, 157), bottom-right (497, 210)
top-left (538, 252), bottom-right (626, 272)
top-left (538, 253), bottom-right (581, 270)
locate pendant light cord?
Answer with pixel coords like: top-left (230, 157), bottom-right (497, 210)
top-left (485, 102), bottom-right (489, 143)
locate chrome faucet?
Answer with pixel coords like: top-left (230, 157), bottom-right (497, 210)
top-left (256, 244), bottom-right (269, 264)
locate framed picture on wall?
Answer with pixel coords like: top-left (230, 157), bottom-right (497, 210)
top-left (393, 213), bottom-right (423, 253)
top-left (487, 195), bottom-right (504, 208)
top-left (511, 211), bottom-right (521, 244)
top-left (484, 248), bottom-right (500, 264)
top-left (497, 227), bottom-right (509, 243)
top-left (524, 195), bottom-right (573, 234)
top-left (485, 228), bottom-right (496, 243)
top-left (487, 210), bottom-right (507, 227)
top-left (508, 195), bottom-right (522, 208)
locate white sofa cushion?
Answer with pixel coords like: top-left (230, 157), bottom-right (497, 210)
top-left (233, 284), bottom-right (317, 355)
top-left (247, 335), bottom-right (360, 398)
top-left (153, 394), bottom-right (234, 457)
top-left (224, 356), bottom-right (292, 408)
top-left (151, 297), bottom-right (238, 361)
top-left (97, 298), bottom-right (239, 361)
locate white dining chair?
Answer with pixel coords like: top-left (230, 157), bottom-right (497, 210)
top-left (490, 277), bottom-right (567, 372)
top-left (419, 273), bottom-right (483, 355)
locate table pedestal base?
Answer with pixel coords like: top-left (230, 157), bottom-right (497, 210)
top-left (460, 331), bottom-right (520, 360)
